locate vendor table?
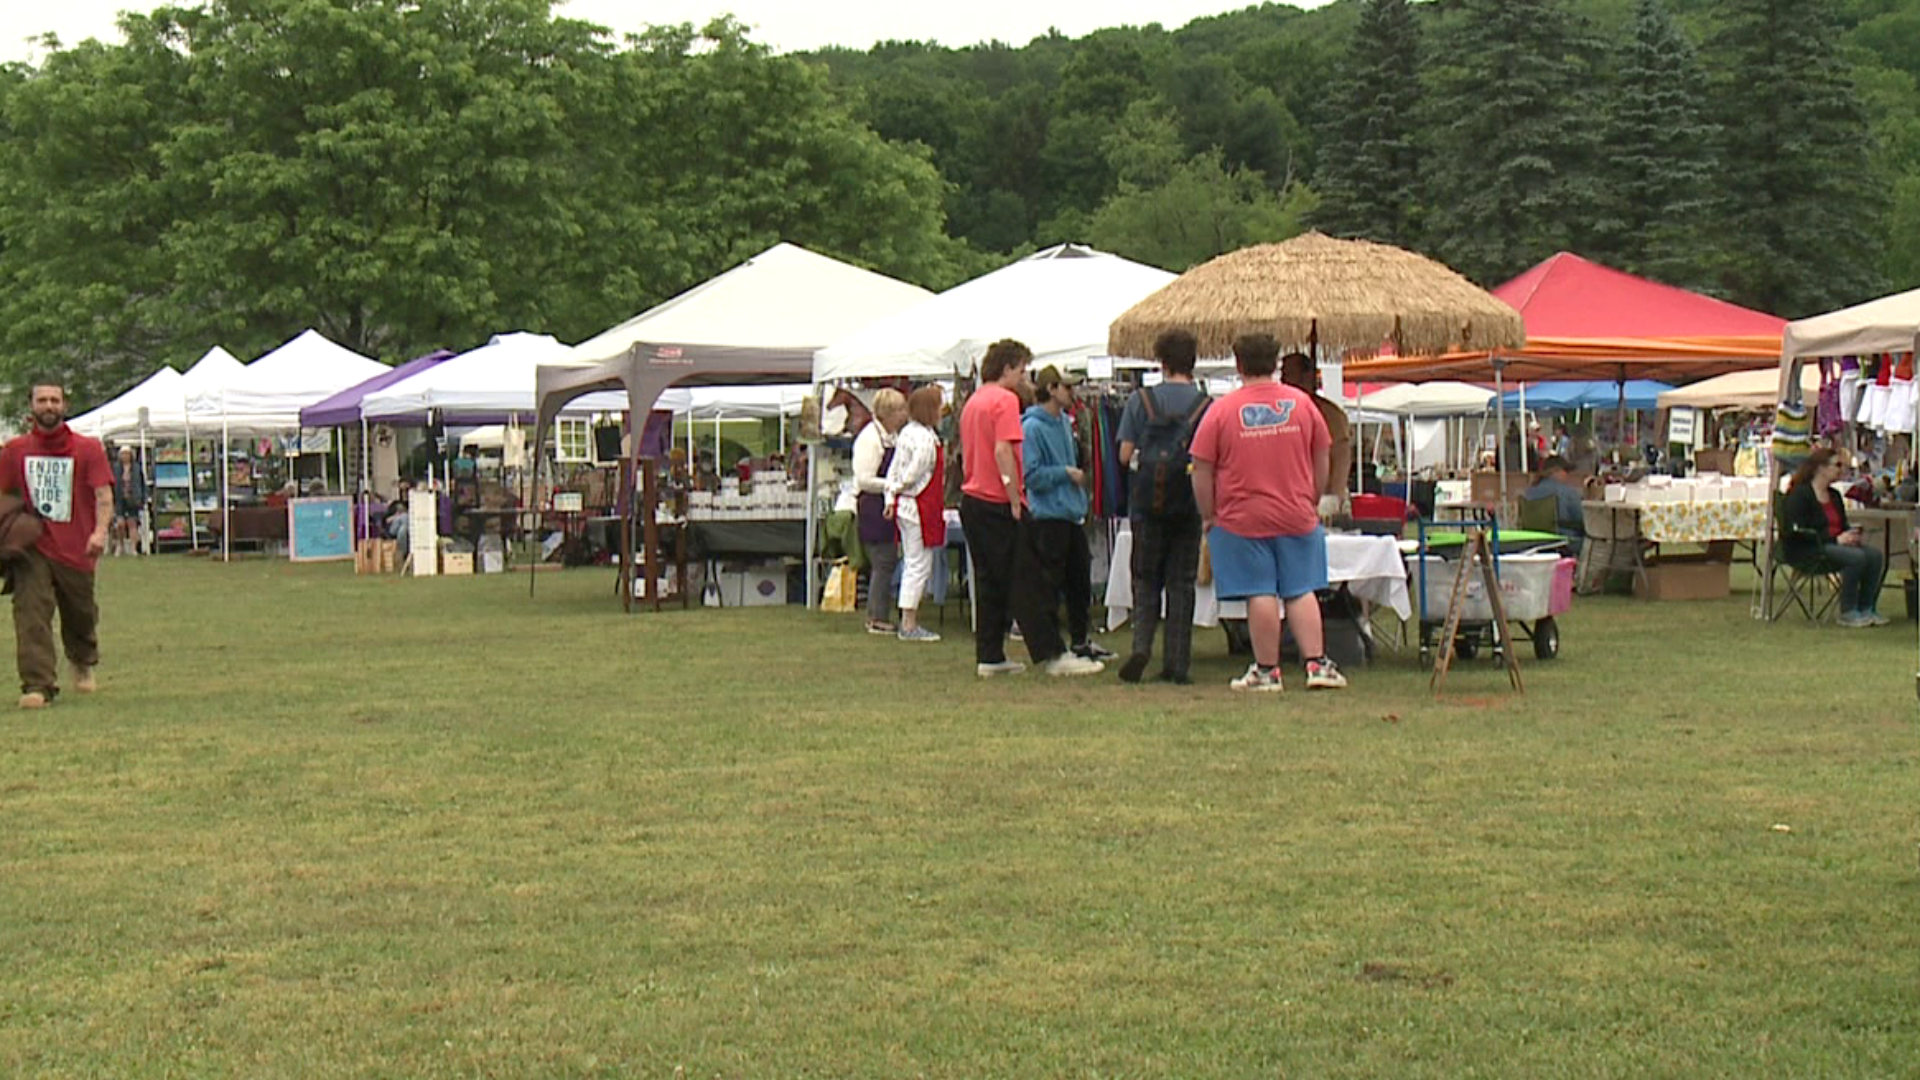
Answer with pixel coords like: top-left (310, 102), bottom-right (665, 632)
top-left (1104, 525), bottom-right (1411, 630)
top-left (1847, 506), bottom-right (1913, 570)
top-left (1583, 498), bottom-right (1768, 544)
top-left (688, 519), bottom-right (809, 559)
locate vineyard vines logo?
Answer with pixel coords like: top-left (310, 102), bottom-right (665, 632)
top-left (1239, 401), bottom-right (1296, 430)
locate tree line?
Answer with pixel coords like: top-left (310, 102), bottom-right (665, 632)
top-left (1, 0), bottom-right (1914, 409)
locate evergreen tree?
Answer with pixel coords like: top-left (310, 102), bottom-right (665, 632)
top-left (1311, 0), bottom-right (1423, 246)
top-left (1707, 0), bottom-right (1885, 315)
top-left (1421, 0), bottom-right (1606, 285)
top-left (1593, 0), bottom-right (1720, 290)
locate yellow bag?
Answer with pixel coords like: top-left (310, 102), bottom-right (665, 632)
top-left (1196, 535), bottom-right (1213, 586)
top-left (821, 560), bottom-right (858, 613)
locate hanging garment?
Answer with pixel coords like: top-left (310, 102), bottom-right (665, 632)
top-left (1817, 358), bottom-right (1844, 436)
top-left (1888, 352), bottom-right (1917, 436)
top-left (1838, 356), bottom-right (1864, 422)
top-left (1865, 354), bottom-right (1895, 430)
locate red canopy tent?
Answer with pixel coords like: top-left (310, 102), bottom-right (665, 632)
top-left (1348, 252), bottom-right (1785, 382)
top-left (1347, 253), bottom-right (1788, 480)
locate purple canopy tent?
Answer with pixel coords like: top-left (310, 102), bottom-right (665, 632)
top-left (299, 349), bottom-right (454, 538)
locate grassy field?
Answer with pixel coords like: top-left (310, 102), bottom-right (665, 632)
top-left (1, 555), bottom-right (1916, 1077)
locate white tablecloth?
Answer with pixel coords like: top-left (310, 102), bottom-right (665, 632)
top-left (1105, 524), bottom-right (1412, 630)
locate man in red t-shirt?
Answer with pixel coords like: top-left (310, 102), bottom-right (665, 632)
top-left (958, 340), bottom-right (1039, 677)
top-left (1190, 333), bottom-right (1345, 693)
top-left (0, 379), bottom-right (114, 708)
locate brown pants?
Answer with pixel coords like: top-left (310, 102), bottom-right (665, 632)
top-left (10, 549), bottom-right (99, 697)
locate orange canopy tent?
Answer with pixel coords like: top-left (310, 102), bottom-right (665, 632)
top-left (1346, 253), bottom-right (1785, 383)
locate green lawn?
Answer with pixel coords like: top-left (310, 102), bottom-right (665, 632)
top-left (2, 556), bottom-right (1916, 1077)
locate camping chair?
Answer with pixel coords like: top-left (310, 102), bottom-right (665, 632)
top-left (1767, 513), bottom-right (1843, 624)
top-left (1518, 495), bottom-right (1561, 535)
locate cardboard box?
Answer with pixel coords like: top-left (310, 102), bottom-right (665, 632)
top-left (479, 550), bottom-right (505, 574)
top-left (1634, 558), bottom-right (1729, 601)
top-left (717, 561), bottom-right (787, 606)
top-left (442, 552), bottom-right (474, 576)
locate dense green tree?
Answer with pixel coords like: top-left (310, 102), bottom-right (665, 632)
top-left (0, 2), bottom-right (971, 405)
top-left (1590, 0), bottom-right (1719, 289)
top-left (1422, 0), bottom-right (1607, 285)
top-left (1706, 0), bottom-right (1885, 314)
top-left (1311, 0), bottom-right (1423, 246)
top-left (1088, 98), bottom-right (1315, 271)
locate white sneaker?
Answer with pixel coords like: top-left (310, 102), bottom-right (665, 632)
top-left (977, 660), bottom-right (1027, 677)
top-left (1866, 611), bottom-right (1892, 626)
top-left (1230, 663), bottom-right (1284, 692)
top-left (1044, 653), bottom-right (1105, 677)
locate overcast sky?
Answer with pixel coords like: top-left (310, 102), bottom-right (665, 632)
top-left (2, 0), bottom-right (1334, 65)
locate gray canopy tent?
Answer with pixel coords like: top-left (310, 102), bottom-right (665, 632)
top-left (528, 243), bottom-right (933, 609)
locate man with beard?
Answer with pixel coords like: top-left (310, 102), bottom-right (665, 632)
top-left (1, 379), bottom-right (114, 708)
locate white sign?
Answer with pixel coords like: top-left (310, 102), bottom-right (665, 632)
top-left (24, 455), bottom-right (74, 521)
top-left (1086, 356), bottom-right (1115, 380)
top-left (408, 490), bottom-right (439, 576)
top-left (1668, 407), bottom-right (1697, 447)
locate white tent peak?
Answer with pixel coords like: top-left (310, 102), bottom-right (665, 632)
top-left (188, 330), bottom-right (388, 431)
top-left (1780, 285), bottom-right (1920, 362)
top-left (69, 365), bottom-right (185, 439)
top-left (564, 242), bottom-right (935, 371)
top-left (363, 330), bottom-right (609, 422)
top-left (1351, 381), bottom-right (1495, 417)
top-left (813, 243), bottom-right (1176, 381)
top-left (179, 346), bottom-right (246, 393)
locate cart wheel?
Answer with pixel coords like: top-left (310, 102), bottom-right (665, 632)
top-left (1454, 636), bottom-right (1479, 661)
top-left (1533, 617), bottom-right (1560, 661)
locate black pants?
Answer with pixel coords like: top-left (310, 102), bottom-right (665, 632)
top-left (1129, 513), bottom-right (1202, 677)
top-left (1015, 518), bottom-right (1084, 664)
top-left (960, 496), bottom-right (1019, 665)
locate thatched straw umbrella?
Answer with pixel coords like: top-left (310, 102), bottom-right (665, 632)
top-left (1106, 232), bottom-right (1525, 361)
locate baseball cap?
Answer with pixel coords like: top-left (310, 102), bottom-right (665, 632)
top-left (1032, 365), bottom-right (1084, 392)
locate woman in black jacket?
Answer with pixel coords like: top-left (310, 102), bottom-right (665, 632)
top-left (1780, 448), bottom-right (1887, 627)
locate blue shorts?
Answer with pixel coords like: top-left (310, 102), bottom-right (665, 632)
top-left (1209, 526), bottom-right (1329, 602)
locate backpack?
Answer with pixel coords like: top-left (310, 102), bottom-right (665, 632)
top-left (1131, 385), bottom-right (1210, 517)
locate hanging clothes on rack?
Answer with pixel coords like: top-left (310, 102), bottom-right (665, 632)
top-left (1887, 351), bottom-right (1916, 437)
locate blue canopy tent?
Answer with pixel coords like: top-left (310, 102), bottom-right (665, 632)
top-left (1496, 379), bottom-right (1672, 411)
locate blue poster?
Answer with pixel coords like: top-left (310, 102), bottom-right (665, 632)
top-left (288, 497), bottom-right (355, 562)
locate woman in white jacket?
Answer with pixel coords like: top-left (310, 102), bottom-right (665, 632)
top-left (884, 386), bottom-right (948, 642)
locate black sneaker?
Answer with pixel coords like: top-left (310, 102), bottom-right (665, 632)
top-left (1117, 653), bottom-right (1150, 683)
top-left (1156, 670), bottom-right (1193, 686)
top-left (1074, 641), bottom-right (1118, 662)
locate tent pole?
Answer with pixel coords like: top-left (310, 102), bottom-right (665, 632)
top-left (221, 406), bottom-right (231, 564)
top-left (1494, 361), bottom-right (1508, 504)
top-left (804, 440), bottom-right (820, 610)
top-left (1518, 382), bottom-right (1529, 474)
top-left (185, 412), bottom-right (199, 553)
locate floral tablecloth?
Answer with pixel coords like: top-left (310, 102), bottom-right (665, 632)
top-left (1585, 499), bottom-right (1769, 544)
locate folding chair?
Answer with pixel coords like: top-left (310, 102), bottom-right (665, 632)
top-left (1769, 556), bottom-right (1841, 623)
top-left (1766, 515), bottom-right (1843, 623)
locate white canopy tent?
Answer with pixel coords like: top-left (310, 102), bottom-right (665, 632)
top-left (1762, 286), bottom-right (1920, 630)
top-left (1352, 381), bottom-right (1495, 416)
top-left (362, 332), bottom-right (623, 423)
top-left (1657, 366), bottom-right (1821, 412)
top-left (813, 243), bottom-right (1176, 381)
top-left (70, 366), bottom-right (184, 442)
top-left (188, 330), bottom-right (389, 433)
top-left (528, 243), bottom-right (933, 610)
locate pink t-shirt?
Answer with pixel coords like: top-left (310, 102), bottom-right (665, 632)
top-left (960, 384), bottom-right (1024, 503)
top-left (1189, 380), bottom-right (1330, 537)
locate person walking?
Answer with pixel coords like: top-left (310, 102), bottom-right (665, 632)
top-left (1, 379), bottom-right (114, 708)
top-left (853, 388), bottom-right (909, 634)
top-left (110, 446), bottom-right (148, 556)
top-left (1019, 365), bottom-right (1107, 676)
top-left (1115, 329), bottom-right (1210, 684)
top-left (884, 385), bottom-right (946, 643)
top-left (1189, 334), bottom-right (1346, 692)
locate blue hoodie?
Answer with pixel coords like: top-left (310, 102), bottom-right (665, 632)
top-left (1022, 404), bottom-right (1089, 523)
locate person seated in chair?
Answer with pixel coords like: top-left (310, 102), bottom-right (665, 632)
top-left (1780, 448), bottom-right (1887, 628)
top-left (1522, 456), bottom-right (1585, 540)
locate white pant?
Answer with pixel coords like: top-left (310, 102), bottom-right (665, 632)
top-left (897, 510), bottom-right (935, 611)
